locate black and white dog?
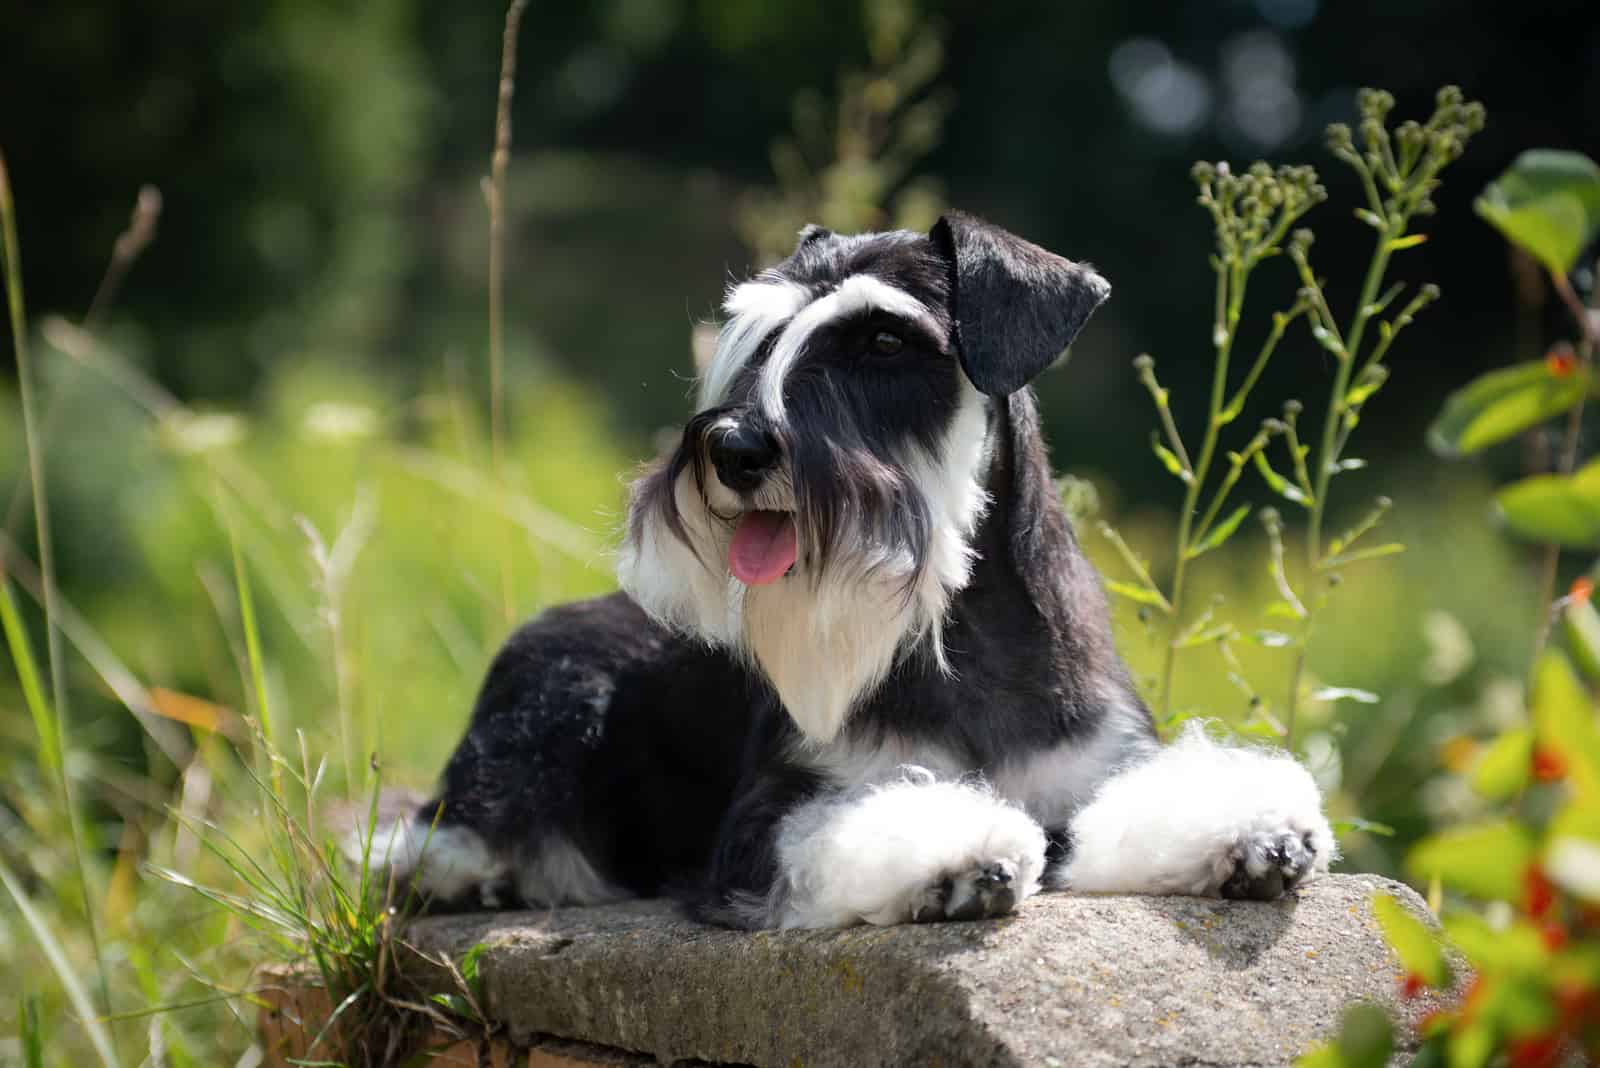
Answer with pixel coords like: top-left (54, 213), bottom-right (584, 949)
top-left (374, 214), bottom-right (1335, 928)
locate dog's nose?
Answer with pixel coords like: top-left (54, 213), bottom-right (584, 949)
top-left (709, 423), bottom-right (779, 493)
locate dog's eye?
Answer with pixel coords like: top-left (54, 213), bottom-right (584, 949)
top-left (870, 331), bottom-right (904, 356)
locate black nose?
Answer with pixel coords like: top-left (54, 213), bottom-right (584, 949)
top-left (709, 422), bottom-right (779, 493)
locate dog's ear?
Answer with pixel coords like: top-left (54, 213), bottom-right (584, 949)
top-left (930, 212), bottom-right (1111, 397)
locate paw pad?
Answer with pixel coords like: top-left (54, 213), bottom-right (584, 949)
top-left (912, 860), bottom-right (1020, 922)
top-left (1220, 830), bottom-right (1318, 901)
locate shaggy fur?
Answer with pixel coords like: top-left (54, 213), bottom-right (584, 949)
top-left (362, 213), bottom-right (1335, 929)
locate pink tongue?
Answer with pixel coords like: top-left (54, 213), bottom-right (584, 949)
top-left (729, 510), bottom-right (798, 585)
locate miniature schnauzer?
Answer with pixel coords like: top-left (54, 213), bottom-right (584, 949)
top-left (371, 213), bottom-right (1335, 928)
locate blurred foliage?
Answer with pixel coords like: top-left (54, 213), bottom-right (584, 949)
top-left (735, 0), bottom-right (950, 263)
top-left (0, 0), bottom-right (1597, 1063)
top-left (1303, 148), bottom-right (1600, 1068)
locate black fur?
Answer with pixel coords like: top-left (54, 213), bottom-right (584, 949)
top-left (418, 215), bottom-right (1153, 925)
top-left (931, 211), bottom-right (1111, 397)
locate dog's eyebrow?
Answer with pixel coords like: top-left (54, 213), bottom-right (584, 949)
top-left (756, 274), bottom-right (931, 421)
top-left (699, 280), bottom-right (811, 409)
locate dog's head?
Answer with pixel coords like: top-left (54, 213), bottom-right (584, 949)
top-left (618, 213), bottom-right (1109, 742)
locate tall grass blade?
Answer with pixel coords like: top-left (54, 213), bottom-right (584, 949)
top-left (20, 990), bottom-right (45, 1068)
top-left (227, 512), bottom-right (283, 802)
top-left (0, 853), bottom-right (122, 1068)
top-left (0, 147), bottom-right (112, 1014)
top-left (0, 572), bottom-right (59, 769)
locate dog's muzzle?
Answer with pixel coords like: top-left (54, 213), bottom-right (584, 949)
top-left (702, 415), bottom-right (796, 586)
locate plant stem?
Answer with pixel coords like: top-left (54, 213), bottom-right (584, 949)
top-left (1288, 228), bottom-right (1397, 746)
top-left (487, 0), bottom-right (530, 626)
top-left (1531, 267), bottom-right (1600, 660)
top-left (0, 150), bottom-right (113, 1017)
top-left (1159, 262), bottom-right (1248, 719)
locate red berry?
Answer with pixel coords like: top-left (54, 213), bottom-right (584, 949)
top-left (1508, 1033), bottom-right (1561, 1068)
top-left (1524, 865), bottom-right (1557, 919)
top-left (1532, 746), bottom-right (1568, 783)
top-left (1539, 922), bottom-right (1568, 952)
top-left (1556, 981), bottom-right (1597, 1026)
top-left (1572, 576), bottom-right (1596, 605)
top-left (1547, 342), bottom-right (1579, 378)
top-left (1401, 972), bottom-right (1427, 1000)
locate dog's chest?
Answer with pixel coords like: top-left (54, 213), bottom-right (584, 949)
top-left (801, 726), bottom-right (1141, 830)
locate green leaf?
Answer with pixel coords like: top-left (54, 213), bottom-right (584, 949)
top-left (1320, 543), bottom-right (1405, 571)
top-left (460, 941), bottom-right (488, 993)
top-left (1474, 149), bottom-right (1600, 274)
top-left (1408, 820), bottom-right (1537, 901)
top-left (1254, 452), bottom-right (1309, 506)
top-left (1151, 431), bottom-right (1192, 483)
top-left (1449, 1019), bottom-right (1496, 1068)
top-left (1373, 893), bottom-right (1449, 987)
top-left (1313, 686), bottom-right (1380, 705)
top-left (1344, 365), bottom-right (1389, 409)
top-left (1441, 911), bottom-right (1548, 974)
top-left (1105, 580), bottom-right (1170, 611)
top-left (1331, 817), bottom-right (1396, 837)
top-left (1334, 1003), bottom-right (1395, 1068)
top-left (1384, 233), bottom-right (1429, 252)
top-left (1469, 726), bottom-right (1533, 801)
top-left (1530, 650), bottom-right (1600, 791)
top-left (1294, 1043), bottom-right (1344, 1068)
top-left (1179, 623), bottom-right (1235, 648)
top-left (1266, 599), bottom-right (1307, 622)
top-left (1187, 505), bottom-right (1251, 560)
top-left (1563, 595), bottom-right (1600, 685)
top-left (431, 992), bottom-right (472, 1017)
top-left (1496, 457), bottom-right (1600, 548)
top-left (1428, 360), bottom-right (1590, 457)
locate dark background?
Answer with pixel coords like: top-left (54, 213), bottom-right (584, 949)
top-left (6, 0), bottom-right (1596, 487)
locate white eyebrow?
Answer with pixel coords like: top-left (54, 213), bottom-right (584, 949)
top-left (755, 274), bottom-right (930, 421)
top-left (697, 279), bottom-right (811, 409)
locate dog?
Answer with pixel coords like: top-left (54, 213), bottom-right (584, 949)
top-left (369, 213), bottom-right (1335, 929)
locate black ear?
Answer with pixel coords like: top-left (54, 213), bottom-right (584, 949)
top-left (930, 211), bottom-right (1111, 397)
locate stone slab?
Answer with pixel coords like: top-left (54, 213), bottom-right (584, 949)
top-left (391, 874), bottom-right (1449, 1067)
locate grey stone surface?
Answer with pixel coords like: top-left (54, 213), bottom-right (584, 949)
top-left (400, 875), bottom-right (1450, 1068)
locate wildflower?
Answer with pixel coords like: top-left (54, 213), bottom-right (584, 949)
top-left (1546, 341), bottom-right (1578, 377)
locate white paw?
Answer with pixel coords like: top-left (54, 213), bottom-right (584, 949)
top-left (1219, 826), bottom-right (1322, 900)
top-left (774, 772), bottom-right (1047, 928)
top-left (1064, 723), bottom-right (1337, 899)
top-left (909, 857), bottom-right (1024, 922)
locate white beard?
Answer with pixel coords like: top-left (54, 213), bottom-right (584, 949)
top-left (618, 377), bottom-right (993, 745)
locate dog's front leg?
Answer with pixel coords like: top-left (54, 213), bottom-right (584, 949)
top-left (1060, 724), bottom-right (1337, 900)
top-left (711, 770), bottom-right (1048, 930)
